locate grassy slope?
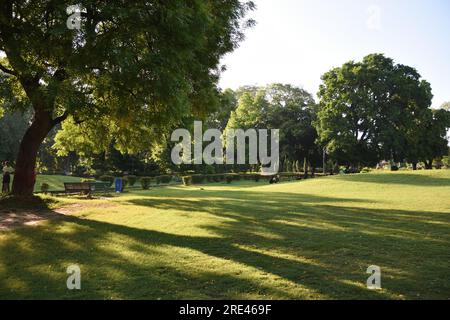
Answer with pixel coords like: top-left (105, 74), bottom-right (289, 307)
top-left (4, 174), bottom-right (82, 192)
top-left (35, 175), bottom-right (85, 192)
top-left (0, 170), bottom-right (449, 299)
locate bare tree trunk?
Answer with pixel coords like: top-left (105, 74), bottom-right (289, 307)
top-left (412, 162), bottom-right (417, 170)
top-left (12, 111), bottom-right (55, 196)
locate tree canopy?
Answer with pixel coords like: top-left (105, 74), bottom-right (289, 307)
top-left (226, 84), bottom-right (319, 172)
top-left (0, 0), bottom-right (255, 195)
top-left (315, 53), bottom-right (449, 167)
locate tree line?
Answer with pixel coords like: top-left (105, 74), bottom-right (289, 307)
top-left (0, 2), bottom-right (449, 196)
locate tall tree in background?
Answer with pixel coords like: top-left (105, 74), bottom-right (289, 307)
top-left (226, 84), bottom-right (318, 172)
top-left (315, 54), bottom-right (437, 167)
top-left (206, 89), bottom-right (238, 131)
top-left (403, 104), bottom-right (450, 169)
top-left (0, 0), bottom-right (254, 195)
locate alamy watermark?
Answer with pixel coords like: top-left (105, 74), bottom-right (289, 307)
top-left (66, 264), bottom-right (81, 290)
top-left (171, 121), bottom-right (280, 175)
top-left (366, 5), bottom-right (382, 31)
top-left (366, 265), bottom-right (381, 290)
top-left (66, 4), bottom-right (84, 30)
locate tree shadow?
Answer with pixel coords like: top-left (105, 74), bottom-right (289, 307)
top-left (0, 214), bottom-right (389, 300)
top-left (1, 187), bottom-right (449, 299)
top-left (334, 172), bottom-right (450, 187)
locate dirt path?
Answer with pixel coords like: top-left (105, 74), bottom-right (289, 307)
top-left (0, 202), bottom-right (118, 231)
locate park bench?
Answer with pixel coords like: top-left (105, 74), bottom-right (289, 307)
top-left (64, 182), bottom-right (111, 195)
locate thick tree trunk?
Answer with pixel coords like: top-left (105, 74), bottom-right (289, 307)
top-left (424, 160), bottom-right (433, 170)
top-left (12, 111), bottom-right (55, 196)
top-left (412, 162), bottom-right (417, 170)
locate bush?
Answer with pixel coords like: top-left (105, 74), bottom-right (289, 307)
top-left (182, 176), bottom-right (193, 186)
top-left (156, 175), bottom-right (172, 184)
top-left (99, 175), bottom-right (115, 187)
top-left (443, 156), bottom-right (450, 168)
top-left (225, 175), bottom-right (234, 184)
top-left (125, 175), bottom-right (138, 186)
top-left (254, 174), bottom-right (261, 182)
top-left (213, 174), bottom-right (225, 182)
top-left (192, 175), bottom-right (206, 184)
top-left (41, 183), bottom-right (50, 194)
top-left (140, 177), bottom-right (152, 190)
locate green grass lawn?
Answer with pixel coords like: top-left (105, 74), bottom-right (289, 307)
top-left (34, 174), bottom-right (83, 192)
top-left (5, 174), bottom-right (83, 192)
top-left (1, 170), bottom-right (449, 299)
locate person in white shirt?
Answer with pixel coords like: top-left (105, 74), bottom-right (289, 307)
top-left (2, 161), bottom-right (14, 194)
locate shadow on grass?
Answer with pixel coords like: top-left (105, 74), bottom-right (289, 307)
top-left (0, 195), bottom-right (59, 211)
top-left (334, 172), bottom-right (450, 187)
top-left (0, 188), bottom-right (449, 299)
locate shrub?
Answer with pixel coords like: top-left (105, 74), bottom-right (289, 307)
top-left (125, 175), bottom-right (138, 186)
top-left (156, 175), bottom-right (172, 184)
top-left (121, 178), bottom-right (128, 188)
top-left (192, 175), bottom-right (206, 184)
top-left (172, 175), bottom-right (182, 183)
top-left (99, 175), bottom-right (115, 187)
top-left (213, 174), bottom-right (225, 182)
top-left (254, 174), bottom-right (260, 182)
top-left (443, 156), bottom-right (450, 168)
top-left (182, 176), bottom-right (193, 186)
top-left (140, 177), bottom-right (152, 190)
top-left (41, 183), bottom-right (50, 194)
top-left (225, 175), bottom-right (234, 184)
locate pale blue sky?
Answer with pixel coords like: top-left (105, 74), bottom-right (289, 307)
top-left (219, 0), bottom-right (450, 108)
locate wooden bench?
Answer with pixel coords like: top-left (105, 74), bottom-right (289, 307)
top-left (64, 182), bottom-right (91, 195)
top-left (64, 182), bottom-right (111, 195)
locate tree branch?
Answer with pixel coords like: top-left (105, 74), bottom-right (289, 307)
top-left (0, 62), bottom-right (17, 76)
top-left (52, 111), bottom-right (69, 125)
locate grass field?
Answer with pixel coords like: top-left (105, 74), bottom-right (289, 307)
top-left (34, 175), bottom-right (83, 192)
top-left (4, 174), bottom-right (83, 192)
top-left (0, 170), bottom-right (449, 299)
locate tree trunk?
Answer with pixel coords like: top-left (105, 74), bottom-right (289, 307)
top-left (424, 160), bottom-right (433, 170)
top-left (303, 157), bottom-right (308, 178)
top-left (412, 162), bottom-right (417, 171)
top-left (12, 111), bottom-right (55, 196)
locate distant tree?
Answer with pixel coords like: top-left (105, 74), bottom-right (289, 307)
top-left (316, 54), bottom-right (434, 167)
top-left (0, 1), bottom-right (255, 195)
top-left (404, 103), bottom-right (450, 169)
top-left (206, 89), bottom-right (238, 131)
top-left (226, 84), bottom-right (318, 172)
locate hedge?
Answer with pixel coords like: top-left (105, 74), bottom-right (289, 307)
top-left (99, 175), bottom-right (115, 187)
top-left (155, 175), bottom-right (173, 184)
top-left (140, 177), bottom-right (152, 190)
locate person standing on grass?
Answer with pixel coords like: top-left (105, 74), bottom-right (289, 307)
top-left (2, 161), bottom-right (14, 194)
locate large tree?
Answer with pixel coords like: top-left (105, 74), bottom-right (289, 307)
top-left (226, 84), bottom-right (318, 172)
top-left (0, 0), bottom-right (254, 195)
top-left (315, 54), bottom-right (436, 167)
